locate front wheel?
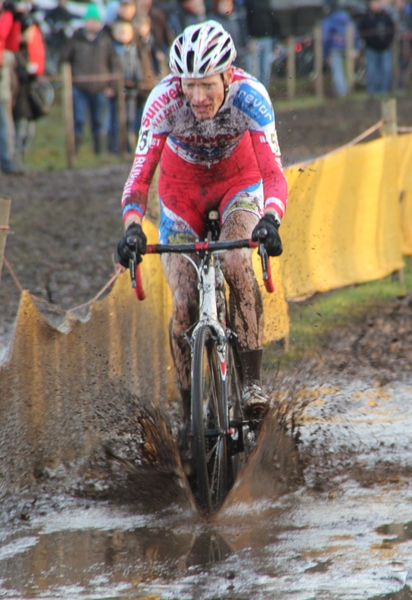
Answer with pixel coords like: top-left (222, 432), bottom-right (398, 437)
top-left (191, 325), bottom-right (228, 514)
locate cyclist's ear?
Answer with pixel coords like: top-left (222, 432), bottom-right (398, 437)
top-left (222, 67), bottom-right (235, 87)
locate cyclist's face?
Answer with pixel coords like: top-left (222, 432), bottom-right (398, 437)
top-left (181, 71), bottom-right (233, 121)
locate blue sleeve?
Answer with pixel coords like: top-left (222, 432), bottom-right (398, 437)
top-left (233, 80), bottom-right (275, 132)
top-left (322, 18), bottom-right (332, 57)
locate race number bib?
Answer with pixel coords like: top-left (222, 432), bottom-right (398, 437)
top-left (137, 129), bottom-right (152, 154)
top-left (266, 130), bottom-right (280, 155)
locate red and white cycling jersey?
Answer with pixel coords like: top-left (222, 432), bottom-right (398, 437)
top-left (121, 68), bottom-right (288, 225)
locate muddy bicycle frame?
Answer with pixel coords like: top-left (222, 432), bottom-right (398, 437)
top-left (128, 231), bottom-right (274, 512)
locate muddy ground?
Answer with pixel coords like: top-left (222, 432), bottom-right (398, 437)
top-left (1, 96), bottom-right (412, 600)
top-left (1, 94), bottom-right (412, 504)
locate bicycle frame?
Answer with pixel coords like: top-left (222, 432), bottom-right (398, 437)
top-left (188, 250), bottom-right (230, 432)
top-left (127, 236), bottom-right (275, 512)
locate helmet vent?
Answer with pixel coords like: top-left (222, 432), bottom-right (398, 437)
top-left (202, 44), bottom-right (218, 59)
top-left (216, 49), bottom-right (232, 68)
top-left (199, 58), bottom-right (211, 74)
top-left (186, 50), bottom-right (195, 73)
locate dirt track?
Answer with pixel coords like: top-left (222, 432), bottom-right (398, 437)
top-left (1, 96), bottom-right (412, 599)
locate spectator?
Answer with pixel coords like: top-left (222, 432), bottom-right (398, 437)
top-left (168, 0), bottom-right (206, 37)
top-left (117, 0), bottom-right (138, 22)
top-left (59, 3), bottom-right (119, 154)
top-left (43, 0), bottom-right (73, 75)
top-left (134, 12), bottom-right (158, 133)
top-left (209, 0), bottom-right (250, 70)
top-left (107, 19), bottom-right (142, 153)
top-left (322, 0), bottom-right (360, 97)
top-left (13, 17), bottom-right (46, 170)
top-left (358, 0), bottom-right (395, 94)
top-left (0, 0), bottom-right (20, 173)
top-left (106, 0), bottom-right (139, 25)
top-left (387, 0), bottom-right (412, 89)
top-left (244, 0), bottom-right (281, 89)
top-left (136, 0), bottom-right (173, 75)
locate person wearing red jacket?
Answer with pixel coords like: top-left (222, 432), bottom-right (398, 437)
top-left (0, 0), bottom-right (21, 173)
top-left (13, 16), bottom-right (46, 169)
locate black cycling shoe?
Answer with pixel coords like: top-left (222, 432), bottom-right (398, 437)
top-left (242, 381), bottom-right (271, 419)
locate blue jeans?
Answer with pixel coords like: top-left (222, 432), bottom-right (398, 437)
top-left (365, 47), bottom-right (393, 94)
top-left (329, 49), bottom-right (348, 97)
top-left (250, 37), bottom-right (273, 88)
top-left (72, 86), bottom-right (107, 137)
top-left (0, 100), bottom-right (16, 171)
top-left (107, 94), bottom-right (138, 153)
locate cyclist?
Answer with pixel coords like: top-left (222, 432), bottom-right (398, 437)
top-left (117, 20), bottom-right (288, 432)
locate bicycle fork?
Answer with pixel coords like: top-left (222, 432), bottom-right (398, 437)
top-left (192, 254), bottom-right (230, 432)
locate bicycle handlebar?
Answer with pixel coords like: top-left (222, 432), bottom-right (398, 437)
top-left (129, 237), bottom-right (275, 300)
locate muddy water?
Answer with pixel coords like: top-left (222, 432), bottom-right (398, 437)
top-left (1, 380), bottom-right (412, 600)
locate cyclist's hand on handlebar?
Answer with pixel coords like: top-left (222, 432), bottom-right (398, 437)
top-left (252, 213), bottom-right (283, 257)
top-left (117, 222), bottom-right (147, 268)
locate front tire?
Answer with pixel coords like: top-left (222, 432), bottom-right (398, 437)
top-left (191, 325), bottom-right (228, 514)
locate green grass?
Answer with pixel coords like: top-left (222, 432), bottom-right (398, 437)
top-left (265, 257), bottom-right (412, 367)
top-left (25, 88), bottom-right (131, 171)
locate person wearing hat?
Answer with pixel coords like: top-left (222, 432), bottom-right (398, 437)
top-left (59, 3), bottom-right (119, 154)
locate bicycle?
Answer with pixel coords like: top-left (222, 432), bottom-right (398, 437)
top-left (128, 213), bottom-right (274, 514)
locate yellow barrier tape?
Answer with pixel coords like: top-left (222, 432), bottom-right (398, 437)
top-left (281, 136), bottom-right (404, 299)
top-left (397, 133), bottom-right (412, 255)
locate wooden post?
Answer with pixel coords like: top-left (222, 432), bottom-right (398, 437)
top-left (345, 22), bottom-right (355, 94)
top-left (116, 74), bottom-right (128, 157)
top-left (313, 24), bottom-right (324, 99)
top-left (62, 63), bottom-right (75, 169)
top-left (381, 97), bottom-right (397, 136)
top-left (287, 35), bottom-right (296, 100)
top-left (0, 197), bottom-right (11, 287)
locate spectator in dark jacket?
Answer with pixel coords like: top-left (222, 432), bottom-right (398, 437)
top-left (107, 19), bottom-right (142, 154)
top-left (358, 0), bottom-right (395, 94)
top-left (244, 0), bottom-right (281, 88)
top-left (322, 0), bottom-right (360, 97)
top-left (209, 0), bottom-right (249, 70)
top-left (60, 3), bottom-right (119, 154)
top-left (168, 0), bottom-right (206, 37)
top-left (44, 0), bottom-right (73, 74)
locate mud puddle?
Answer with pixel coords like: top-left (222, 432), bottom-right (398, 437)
top-left (1, 480), bottom-right (412, 599)
top-left (1, 379), bottom-right (412, 600)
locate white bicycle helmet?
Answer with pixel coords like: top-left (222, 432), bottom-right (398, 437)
top-left (169, 20), bottom-right (237, 78)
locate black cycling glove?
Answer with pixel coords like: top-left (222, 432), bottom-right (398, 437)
top-left (251, 213), bottom-right (283, 257)
top-left (117, 222), bottom-right (147, 268)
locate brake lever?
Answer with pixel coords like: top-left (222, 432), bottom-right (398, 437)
top-left (257, 227), bottom-right (269, 281)
top-left (127, 235), bottom-right (138, 289)
top-left (257, 227), bottom-right (275, 293)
